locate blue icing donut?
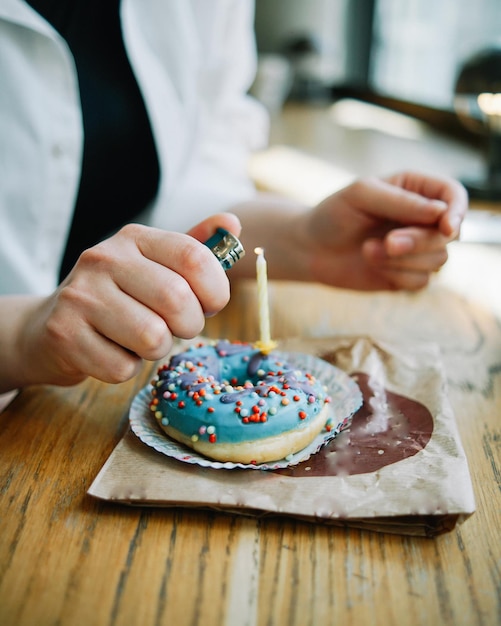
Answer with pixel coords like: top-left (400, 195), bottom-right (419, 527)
top-left (149, 340), bottom-right (332, 464)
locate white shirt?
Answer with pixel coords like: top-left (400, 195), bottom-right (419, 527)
top-left (0, 0), bottom-right (268, 295)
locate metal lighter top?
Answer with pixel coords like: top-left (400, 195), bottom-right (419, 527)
top-left (204, 227), bottom-right (245, 270)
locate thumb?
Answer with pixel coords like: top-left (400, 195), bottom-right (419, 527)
top-left (186, 213), bottom-right (242, 243)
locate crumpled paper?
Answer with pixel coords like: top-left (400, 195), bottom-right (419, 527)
top-left (88, 336), bottom-right (475, 536)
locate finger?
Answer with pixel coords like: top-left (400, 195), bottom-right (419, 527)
top-left (57, 272), bottom-right (178, 362)
top-left (363, 238), bottom-right (448, 273)
top-left (72, 334), bottom-right (144, 384)
top-left (62, 223), bottom-right (232, 371)
top-left (76, 248), bottom-right (208, 345)
top-left (385, 171), bottom-right (468, 238)
top-left (349, 177), bottom-right (449, 226)
top-left (186, 212), bottom-right (242, 242)
top-left (438, 182), bottom-right (469, 238)
top-left (375, 267), bottom-right (432, 291)
top-left (384, 226), bottom-right (449, 256)
top-left (74, 279), bottom-right (183, 359)
top-left (138, 230), bottom-right (230, 315)
top-left (108, 262), bottom-right (207, 342)
top-left (113, 225), bottom-right (231, 317)
top-left (66, 246), bottom-right (210, 361)
top-left (46, 298), bottom-right (144, 384)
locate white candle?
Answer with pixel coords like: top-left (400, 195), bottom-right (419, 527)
top-left (254, 247), bottom-right (276, 353)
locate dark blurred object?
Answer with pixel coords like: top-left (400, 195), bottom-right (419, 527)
top-left (282, 34), bottom-right (332, 101)
top-left (454, 47), bottom-right (501, 200)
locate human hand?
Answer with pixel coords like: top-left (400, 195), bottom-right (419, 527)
top-left (18, 213), bottom-right (241, 387)
top-left (299, 171), bottom-right (468, 291)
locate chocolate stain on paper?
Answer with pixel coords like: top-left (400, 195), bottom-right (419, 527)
top-left (277, 373), bottom-right (434, 477)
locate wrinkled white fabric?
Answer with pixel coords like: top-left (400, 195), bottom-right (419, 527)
top-left (0, 0), bottom-right (268, 294)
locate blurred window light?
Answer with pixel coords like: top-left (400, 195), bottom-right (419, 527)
top-left (328, 98), bottom-right (426, 140)
top-left (477, 93), bottom-right (501, 116)
top-left (371, 0), bottom-right (501, 111)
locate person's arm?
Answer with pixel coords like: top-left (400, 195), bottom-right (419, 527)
top-left (0, 295), bottom-right (45, 393)
top-left (0, 213), bottom-right (241, 394)
top-left (229, 171), bottom-right (468, 291)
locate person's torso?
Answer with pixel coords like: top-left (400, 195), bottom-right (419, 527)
top-left (0, 0), bottom-right (264, 294)
top-left (26, 0), bottom-right (160, 280)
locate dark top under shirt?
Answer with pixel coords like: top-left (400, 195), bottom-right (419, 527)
top-left (27, 0), bottom-right (160, 281)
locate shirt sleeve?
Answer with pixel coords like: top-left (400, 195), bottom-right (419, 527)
top-left (150, 0), bottom-right (270, 233)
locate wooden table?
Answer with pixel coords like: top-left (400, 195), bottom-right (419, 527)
top-left (1, 103), bottom-right (500, 626)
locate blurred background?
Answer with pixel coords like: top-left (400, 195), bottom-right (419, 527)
top-left (252, 0), bottom-right (500, 119)
top-left (249, 0), bottom-right (501, 242)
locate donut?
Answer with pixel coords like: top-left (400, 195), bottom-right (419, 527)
top-left (148, 340), bottom-right (332, 464)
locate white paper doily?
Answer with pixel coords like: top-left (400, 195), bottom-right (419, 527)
top-left (130, 351), bottom-right (362, 470)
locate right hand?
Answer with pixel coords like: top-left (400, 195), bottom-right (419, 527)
top-left (19, 213), bottom-right (241, 387)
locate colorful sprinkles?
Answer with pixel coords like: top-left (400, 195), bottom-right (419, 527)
top-left (149, 340), bottom-right (332, 447)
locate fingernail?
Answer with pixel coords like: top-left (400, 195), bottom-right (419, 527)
top-left (389, 234), bottom-right (414, 254)
top-left (430, 199), bottom-right (448, 211)
top-left (448, 215), bottom-right (461, 237)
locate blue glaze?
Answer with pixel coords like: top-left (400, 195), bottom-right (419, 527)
top-left (150, 340), bottom-right (329, 445)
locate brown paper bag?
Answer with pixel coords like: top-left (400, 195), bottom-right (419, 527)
top-left (88, 336), bottom-right (475, 536)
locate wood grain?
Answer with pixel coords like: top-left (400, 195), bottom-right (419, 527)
top-left (1, 104), bottom-right (500, 626)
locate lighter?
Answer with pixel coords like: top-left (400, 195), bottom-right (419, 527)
top-left (204, 228), bottom-right (245, 270)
